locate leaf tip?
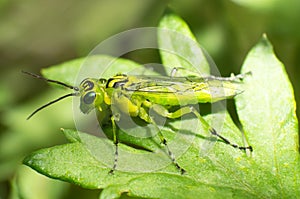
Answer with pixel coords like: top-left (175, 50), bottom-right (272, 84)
top-left (259, 33), bottom-right (274, 51)
top-left (22, 151), bottom-right (42, 171)
top-left (22, 154), bottom-right (32, 166)
top-left (162, 7), bottom-right (175, 16)
top-left (62, 128), bottom-right (81, 143)
top-left (159, 10), bottom-right (196, 40)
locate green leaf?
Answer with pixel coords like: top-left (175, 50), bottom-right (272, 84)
top-left (23, 115), bottom-right (257, 198)
top-left (235, 34), bottom-right (300, 197)
top-left (23, 142), bottom-right (107, 189)
top-left (158, 12), bottom-right (210, 75)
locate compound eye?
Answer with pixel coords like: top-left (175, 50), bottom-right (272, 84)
top-left (83, 91), bottom-right (96, 104)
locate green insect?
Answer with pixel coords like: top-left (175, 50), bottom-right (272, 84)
top-left (23, 69), bottom-right (252, 174)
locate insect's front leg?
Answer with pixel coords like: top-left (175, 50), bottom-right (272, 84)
top-left (109, 113), bottom-right (120, 174)
top-left (150, 104), bottom-right (252, 152)
top-left (108, 90), bottom-right (138, 174)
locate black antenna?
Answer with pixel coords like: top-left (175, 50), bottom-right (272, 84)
top-left (22, 71), bottom-right (79, 91)
top-left (26, 93), bottom-right (77, 120)
top-left (23, 71), bottom-right (79, 119)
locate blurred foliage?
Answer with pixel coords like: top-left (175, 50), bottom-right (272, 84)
top-left (0, 0), bottom-right (299, 198)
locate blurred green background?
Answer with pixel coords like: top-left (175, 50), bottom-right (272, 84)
top-left (0, 0), bottom-right (299, 198)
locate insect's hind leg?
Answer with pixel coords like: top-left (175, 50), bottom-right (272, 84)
top-left (204, 71), bottom-right (252, 82)
top-left (189, 107), bottom-right (253, 152)
top-left (170, 67), bottom-right (251, 82)
top-left (151, 104), bottom-right (252, 152)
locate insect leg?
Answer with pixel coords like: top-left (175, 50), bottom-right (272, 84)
top-left (189, 107), bottom-right (253, 152)
top-left (139, 106), bottom-right (186, 174)
top-left (203, 72), bottom-right (252, 82)
top-left (170, 67), bottom-right (251, 82)
top-left (151, 104), bottom-right (252, 152)
top-left (170, 67), bottom-right (200, 77)
top-left (109, 114), bottom-right (120, 174)
top-left (152, 118), bottom-right (186, 174)
top-left (170, 67), bottom-right (179, 77)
